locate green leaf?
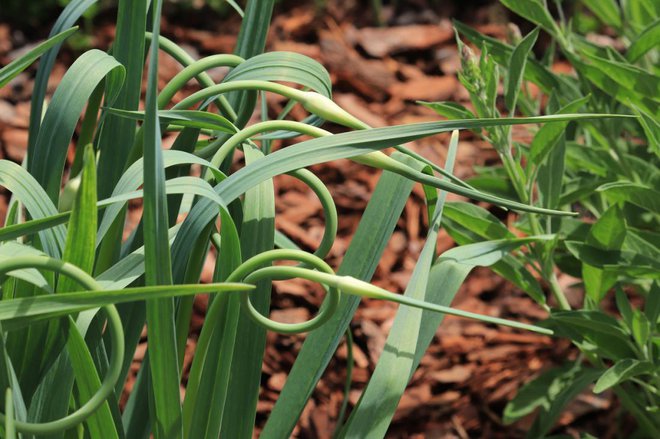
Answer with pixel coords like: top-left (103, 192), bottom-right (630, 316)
top-left (0, 27), bottom-right (78, 89)
top-left (261, 153), bottom-right (422, 438)
top-left (631, 310), bottom-right (650, 346)
top-left (0, 282), bottom-right (251, 331)
top-left (537, 137), bottom-right (566, 209)
top-left (530, 95), bottom-right (590, 164)
top-left (27, 0), bottom-right (99, 155)
top-left (582, 205), bottom-right (627, 303)
top-left (545, 310), bottom-right (635, 360)
top-left (417, 101), bottom-right (475, 120)
top-left (582, 0), bottom-right (622, 29)
top-left (572, 54), bottom-right (659, 116)
top-left (141, 1), bottom-right (181, 437)
top-left (29, 49), bottom-right (125, 203)
top-left (598, 181), bottom-right (660, 213)
top-left (504, 363), bottom-right (601, 439)
top-left (566, 241), bottom-right (660, 279)
top-left (105, 108), bottom-right (237, 134)
top-left (632, 104), bottom-right (660, 156)
top-left (0, 160), bottom-right (65, 258)
top-left (58, 144), bottom-right (98, 293)
top-left (443, 201), bottom-right (513, 240)
top-left (64, 316), bottom-right (118, 439)
top-left (221, 144), bottom-right (275, 438)
top-left (500, 0), bottom-right (561, 38)
top-left (505, 27), bottom-right (540, 115)
top-left (594, 359), bottom-right (654, 393)
top-left (96, 0), bottom-right (147, 198)
top-left (439, 236), bottom-right (553, 266)
top-left (339, 131), bottom-right (458, 438)
top-left (626, 18), bottom-right (660, 62)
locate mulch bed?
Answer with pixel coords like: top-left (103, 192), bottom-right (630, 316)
top-left (0, 1), bottom-right (628, 437)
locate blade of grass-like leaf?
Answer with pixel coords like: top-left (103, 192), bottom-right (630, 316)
top-left (142, 0), bottom-right (182, 436)
top-left (0, 27), bottom-right (78, 88)
top-left (505, 28), bottom-right (539, 115)
top-left (339, 131), bottom-right (458, 437)
top-left (221, 144), bottom-right (275, 438)
top-left (37, 145), bottom-right (102, 420)
top-left (182, 210), bottom-right (242, 438)
top-left (29, 49), bottom-right (125, 203)
top-left (626, 18), bottom-right (660, 62)
top-left (260, 152), bottom-right (424, 438)
top-left (96, 0), bottom-right (147, 198)
top-left (27, 0), bottom-right (98, 154)
top-left (105, 108), bottom-right (237, 134)
top-left (0, 326), bottom-right (28, 427)
top-left (65, 315), bottom-right (118, 438)
top-left (0, 282), bottom-right (252, 330)
top-left (229, 0), bottom-right (275, 127)
top-left (0, 243), bottom-right (52, 292)
top-left (0, 160), bottom-right (65, 257)
top-left (209, 114), bottom-right (626, 215)
top-left (58, 144), bottom-right (97, 293)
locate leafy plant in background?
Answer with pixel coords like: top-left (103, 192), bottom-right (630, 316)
top-left (420, 0), bottom-right (659, 436)
top-left (0, 0), bottom-right (641, 438)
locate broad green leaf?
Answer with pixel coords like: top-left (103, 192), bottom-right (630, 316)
top-left (504, 363), bottom-right (601, 439)
top-left (505, 28), bottom-right (540, 115)
top-left (566, 241), bottom-right (660, 279)
top-left (572, 54), bottom-right (659, 117)
top-left (443, 202), bottom-right (513, 240)
top-left (0, 27), bottom-right (78, 89)
top-left (500, 0), bottom-right (561, 38)
top-left (583, 205), bottom-right (626, 303)
top-left (537, 137), bottom-right (566, 209)
top-left (597, 181), bottom-right (660, 213)
top-left (546, 310), bottom-right (635, 360)
top-left (626, 18), bottom-right (660, 62)
top-left (631, 310), bottom-right (651, 346)
top-left (594, 359), bottom-right (654, 393)
top-left (632, 104), bottom-right (660, 156)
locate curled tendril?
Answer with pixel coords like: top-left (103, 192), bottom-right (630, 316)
top-left (282, 169), bottom-right (337, 260)
top-left (0, 256), bottom-right (124, 435)
top-left (227, 249), bottom-right (340, 334)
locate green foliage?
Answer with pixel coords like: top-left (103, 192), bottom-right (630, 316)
top-left (0, 0), bottom-right (656, 438)
top-left (420, 1), bottom-right (660, 435)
